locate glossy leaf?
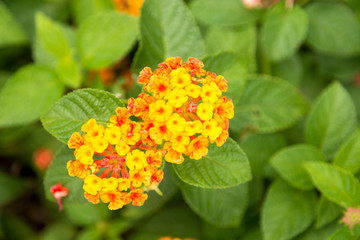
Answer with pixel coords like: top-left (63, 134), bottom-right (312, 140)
top-left (333, 131), bottom-right (360, 174)
top-left (261, 4), bottom-right (308, 61)
top-left (177, 177), bottom-right (248, 227)
top-left (270, 144), bottom-right (326, 190)
top-left (304, 162), bottom-right (360, 208)
top-left (0, 64), bottom-right (64, 127)
top-left (77, 11), bottom-right (138, 69)
top-left (41, 88), bottom-right (123, 143)
top-left (305, 82), bottom-right (357, 159)
top-left (261, 180), bottom-right (316, 240)
top-left (173, 138), bottom-right (252, 189)
top-left (231, 74), bottom-right (306, 133)
top-left (132, 0), bottom-right (205, 74)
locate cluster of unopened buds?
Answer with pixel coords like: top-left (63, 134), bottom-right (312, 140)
top-left (66, 57), bottom-right (234, 210)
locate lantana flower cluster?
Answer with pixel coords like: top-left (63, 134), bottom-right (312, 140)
top-left (66, 57), bottom-right (234, 210)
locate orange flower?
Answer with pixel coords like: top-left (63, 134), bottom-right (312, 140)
top-left (113, 0), bottom-right (145, 16)
top-left (187, 136), bottom-right (209, 160)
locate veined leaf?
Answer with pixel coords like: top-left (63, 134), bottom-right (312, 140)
top-left (0, 64), bottom-right (64, 127)
top-left (173, 138), bottom-right (252, 189)
top-left (305, 82), bottom-right (357, 159)
top-left (231, 74), bottom-right (306, 133)
top-left (270, 144), bottom-right (326, 190)
top-left (261, 180), bottom-right (316, 240)
top-left (177, 177), bottom-right (248, 227)
top-left (41, 88), bottom-right (123, 144)
top-left (304, 162), bottom-right (360, 208)
top-left (77, 11), bottom-right (138, 69)
top-left (132, 0), bottom-right (205, 74)
top-left (261, 4), bottom-right (308, 61)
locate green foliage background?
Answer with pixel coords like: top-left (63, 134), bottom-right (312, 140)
top-left (1, 0), bottom-right (360, 239)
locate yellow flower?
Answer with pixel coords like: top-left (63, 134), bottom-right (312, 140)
top-left (196, 102), bottom-right (214, 121)
top-left (170, 133), bottom-right (190, 153)
top-left (169, 67), bottom-right (191, 88)
top-left (91, 137), bottom-right (109, 153)
top-left (83, 175), bottom-right (102, 195)
top-left (185, 84), bottom-right (201, 98)
top-left (185, 120), bottom-right (202, 136)
top-left (104, 125), bottom-right (121, 145)
top-left (167, 88), bottom-right (188, 108)
top-left (149, 100), bottom-right (173, 122)
top-left (187, 136), bottom-right (209, 160)
top-left (102, 177), bottom-right (119, 192)
top-left (167, 113), bottom-right (186, 133)
top-left (126, 149), bottom-right (148, 170)
top-left (75, 145), bottom-right (94, 165)
top-left (200, 82), bottom-right (221, 104)
top-left (115, 141), bottom-right (130, 156)
top-left (202, 119), bottom-right (222, 142)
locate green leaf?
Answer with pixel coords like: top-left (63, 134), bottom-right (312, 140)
top-left (231, 74), bottom-right (306, 133)
top-left (261, 180), bottom-right (317, 240)
top-left (205, 24), bottom-right (257, 72)
top-left (70, 0), bottom-right (114, 25)
top-left (190, 0), bottom-right (260, 27)
top-left (270, 144), bottom-right (326, 190)
top-left (132, 0), bottom-right (205, 74)
top-left (43, 147), bottom-right (87, 204)
top-left (0, 171), bottom-right (25, 207)
top-left (177, 176), bottom-right (248, 227)
top-left (240, 133), bottom-right (287, 178)
top-left (272, 54), bottom-right (303, 87)
top-left (333, 131), bottom-right (360, 174)
top-left (0, 64), bottom-right (64, 127)
top-left (304, 162), bottom-right (360, 208)
top-left (64, 203), bottom-right (110, 226)
top-left (0, 1), bottom-right (27, 47)
top-left (41, 88), bottom-right (123, 144)
top-left (202, 52), bottom-right (247, 105)
top-left (328, 226), bottom-right (357, 240)
top-left (261, 4), bottom-right (308, 61)
top-left (42, 223), bottom-right (76, 240)
top-left (173, 138), bottom-right (252, 189)
top-left (34, 12), bottom-right (81, 88)
top-left (305, 2), bottom-right (360, 56)
top-left (77, 11), bottom-right (138, 69)
top-left (305, 82), bottom-right (357, 159)
top-left (298, 222), bottom-right (342, 240)
top-left (315, 196), bottom-right (342, 229)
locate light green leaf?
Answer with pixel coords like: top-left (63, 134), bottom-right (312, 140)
top-left (177, 176), bottom-right (248, 227)
top-left (70, 0), bottom-right (114, 25)
top-left (202, 52), bottom-right (247, 105)
top-left (205, 24), bottom-right (257, 72)
top-left (261, 180), bottom-right (317, 240)
top-left (240, 133), bottom-right (287, 178)
top-left (298, 222), bottom-right (341, 240)
top-left (0, 171), bottom-right (25, 207)
top-left (190, 0), bottom-right (260, 26)
top-left (77, 11), bottom-right (138, 69)
top-left (173, 138), bottom-right (252, 189)
top-left (270, 144), bottom-right (326, 190)
top-left (315, 196), bottom-right (342, 229)
top-left (305, 82), bottom-right (357, 159)
top-left (272, 54), bottom-right (303, 87)
top-left (64, 203), bottom-right (110, 226)
top-left (42, 223), bottom-right (76, 240)
top-left (261, 4), bottom-right (308, 61)
top-left (41, 88), bottom-right (123, 144)
top-left (0, 64), bottom-right (64, 127)
top-left (304, 162), bottom-right (360, 208)
top-left (0, 1), bottom-right (27, 47)
top-left (132, 0), bottom-right (205, 74)
top-left (44, 147), bottom-right (87, 204)
top-left (328, 226), bottom-right (357, 240)
top-left (333, 131), bottom-right (360, 174)
top-left (231, 74), bottom-right (306, 133)
top-left (35, 12), bottom-right (82, 88)
top-left (305, 2), bottom-right (360, 56)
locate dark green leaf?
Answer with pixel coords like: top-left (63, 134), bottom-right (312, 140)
top-left (270, 144), bottom-right (326, 190)
top-left (77, 11), bottom-right (138, 69)
top-left (41, 88), bottom-right (123, 143)
top-left (173, 138), bottom-right (251, 189)
top-left (315, 196), bottom-right (342, 229)
top-left (328, 226), bottom-right (357, 240)
top-left (132, 0), bottom-right (205, 74)
top-left (261, 180), bottom-right (317, 240)
top-left (306, 2), bottom-right (360, 56)
top-left (261, 4), bottom-right (308, 61)
top-left (0, 64), bottom-right (64, 127)
top-left (177, 176), bottom-right (248, 227)
top-left (304, 162), bottom-right (360, 208)
top-left (64, 203), bottom-right (110, 226)
top-left (0, 172), bottom-right (25, 207)
top-left (305, 82), bottom-right (357, 159)
top-left (231, 74), bottom-right (306, 133)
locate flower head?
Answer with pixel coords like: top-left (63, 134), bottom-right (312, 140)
top-left (342, 207), bottom-right (360, 229)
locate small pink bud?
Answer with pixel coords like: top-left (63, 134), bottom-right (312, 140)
top-left (342, 207), bottom-right (360, 229)
top-left (50, 183), bottom-right (68, 211)
top-left (242, 0), bottom-right (261, 8)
